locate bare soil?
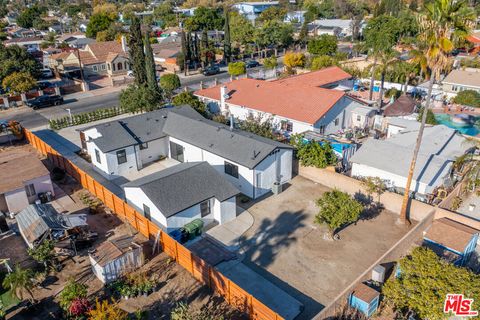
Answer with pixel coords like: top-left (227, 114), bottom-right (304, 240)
top-left (6, 178), bottom-right (244, 320)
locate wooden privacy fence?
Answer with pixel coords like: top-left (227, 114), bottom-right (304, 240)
top-left (24, 129), bottom-right (284, 320)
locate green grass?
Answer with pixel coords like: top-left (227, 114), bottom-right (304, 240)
top-left (0, 289), bottom-right (20, 309)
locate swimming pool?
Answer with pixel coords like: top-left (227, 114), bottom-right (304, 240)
top-left (434, 113), bottom-right (480, 136)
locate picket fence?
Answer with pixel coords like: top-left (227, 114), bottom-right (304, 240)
top-left (24, 129), bottom-right (284, 320)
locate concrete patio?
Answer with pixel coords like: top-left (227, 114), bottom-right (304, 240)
top-left (206, 207), bottom-right (254, 251)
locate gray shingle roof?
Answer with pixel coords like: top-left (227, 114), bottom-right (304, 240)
top-left (123, 162), bottom-right (239, 218)
top-left (350, 125), bottom-right (470, 187)
top-left (88, 109), bottom-right (170, 152)
top-left (87, 106), bottom-right (292, 168)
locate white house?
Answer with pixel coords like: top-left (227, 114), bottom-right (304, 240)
top-left (195, 67), bottom-right (369, 136)
top-left (233, 1), bottom-right (279, 22)
top-left (0, 149), bottom-right (54, 214)
top-left (311, 19), bottom-right (364, 38)
top-left (442, 68), bottom-right (480, 97)
top-left (124, 162), bottom-right (239, 232)
top-left (350, 125), bottom-right (471, 198)
top-left (81, 106), bottom-right (293, 199)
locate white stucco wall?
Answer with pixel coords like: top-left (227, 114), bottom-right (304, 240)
top-left (253, 149), bottom-right (293, 198)
top-left (136, 137), bottom-right (169, 169)
top-left (168, 136), bottom-right (256, 197)
top-left (86, 139), bottom-right (137, 179)
top-left (124, 186), bottom-right (167, 228)
top-left (351, 163), bottom-right (431, 195)
top-left (125, 186), bottom-right (236, 232)
top-left (3, 174), bottom-right (54, 213)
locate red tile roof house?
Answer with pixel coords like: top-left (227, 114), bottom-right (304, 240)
top-left (194, 66), bottom-right (373, 135)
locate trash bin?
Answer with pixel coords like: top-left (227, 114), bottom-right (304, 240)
top-left (183, 219), bottom-right (204, 240)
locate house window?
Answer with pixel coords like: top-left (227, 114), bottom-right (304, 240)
top-left (334, 118), bottom-right (339, 126)
top-left (101, 64), bottom-right (106, 70)
top-left (170, 141), bottom-right (184, 162)
top-left (92, 65), bottom-right (98, 72)
top-left (143, 204), bottom-right (151, 221)
top-left (116, 149), bottom-right (127, 164)
top-left (319, 125), bottom-right (326, 134)
top-left (117, 62), bottom-right (123, 70)
top-left (95, 149), bottom-right (101, 163)
top-left (107, 63), bottom-right (111, 70)
top-left (124, 61), bottom-right (127, 69)
top-left (281, 121), bottom-right (293, 132)
top-left (200, 200), bottom-right (210, 217)
top-left (25, 184), bottom-right (36, 197)
top-left (356, 115), bottom-right (361, 122)
top-left (139, 142), bottom-right (148, 150)
top-left (224, 161), bottom-right (238, 178)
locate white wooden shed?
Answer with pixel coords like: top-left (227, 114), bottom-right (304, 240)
top-left (89, 236), bottom-right (144, 283)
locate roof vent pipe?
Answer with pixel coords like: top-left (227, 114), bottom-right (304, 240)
top-left (229, 115), bottom-right (234, 131)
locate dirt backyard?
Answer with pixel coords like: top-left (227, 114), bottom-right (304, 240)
top-left (6, 176), bottom-right (244, 320)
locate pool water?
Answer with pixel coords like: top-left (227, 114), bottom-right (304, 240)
top-left (434, 113), bottom-right (480, 136)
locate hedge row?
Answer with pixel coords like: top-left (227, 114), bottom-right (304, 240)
top-left (49, 106), bottom-right (128, 130)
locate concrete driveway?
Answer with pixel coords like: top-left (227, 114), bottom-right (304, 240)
top-left (206, 207), bottom-right (254, 251)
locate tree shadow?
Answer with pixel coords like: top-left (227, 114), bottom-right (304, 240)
top-left (237, 210), bottom-right (307, 269)
top-left (354, 192), bottom-right (384, 221)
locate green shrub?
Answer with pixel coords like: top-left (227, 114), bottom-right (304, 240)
top-left (59, 279), bottom-right (88, 311)
top-left (228, 61), bottom-right (246, 76)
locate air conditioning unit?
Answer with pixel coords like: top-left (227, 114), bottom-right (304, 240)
top-left (372, 265), bottom-right (386, 283)
top-left (272, 182), bottom-right (283, 195)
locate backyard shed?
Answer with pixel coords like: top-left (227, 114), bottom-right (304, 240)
top-left (89, 236), bottom-right (144, 283)
top-left (423, 218), bottom-right (479, 266)
top-left (16, 203), bottom-right (88, 248)
top-left (348, 283), bottom-right (380, 317)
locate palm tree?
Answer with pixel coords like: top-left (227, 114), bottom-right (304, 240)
top-left (374, 51), bottom-right (399, 109)
top-left (2, 266), bottom-right (35, 303)
top-left (399, 0), bottom-right (475, 224)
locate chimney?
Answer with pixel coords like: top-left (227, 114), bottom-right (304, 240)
top-left (220, 85), bottom-right (227, 112)
top-left (230, 114), bottom-right (234, 131)
top-left (121, 35), bottom-right (127, 53)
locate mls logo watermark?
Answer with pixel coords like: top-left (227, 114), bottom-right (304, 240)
top-left (444, 294), bottom-right (478, 317)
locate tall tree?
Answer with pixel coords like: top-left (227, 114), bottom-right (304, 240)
top-left (374, 51), bottom-right (398, 109)
top-left (223, 7), bottom-right (232, 63)
top-left (128, 16), bottom-right (147, 86)
top-left (144, 28), bottom-right (161, 97)
top-left (2, 266), bottom-right (35, 303)
top-left (363, 15), bottom-right (401, 101)
top-left (399, 0), bottom-right (475, 223)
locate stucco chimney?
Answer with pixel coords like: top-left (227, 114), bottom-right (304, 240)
top-left (220, 85), bottom-right (227, 112)
top-left (121, 35), bottom-right (127, 53)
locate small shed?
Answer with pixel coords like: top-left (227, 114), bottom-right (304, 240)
top-left (382, 95), bottom-right (418, 117)
top-left (348, 283), bottom-right (380, 317)
top-left (423, 218), bottom-right (479, 266)
top-left (89, 236), bottom-right (144, 283)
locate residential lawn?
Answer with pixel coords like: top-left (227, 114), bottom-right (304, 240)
top-left (0, 289), bottom-right (20, 309)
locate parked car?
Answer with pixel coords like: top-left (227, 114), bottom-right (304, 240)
top-left (245, 60), bottom-right (260, 68)
top-left (40, 68), bottom-right (54, 79)
top-left (26, 95), bottom-right (64, 109)
top-left (202, 65), bottom-right (220, 76)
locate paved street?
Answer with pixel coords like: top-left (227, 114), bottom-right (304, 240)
top-left (0, 63), bottom-right (276, 130)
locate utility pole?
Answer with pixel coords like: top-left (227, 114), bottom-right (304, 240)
top-left (75, 47), bottom-right (85, 84)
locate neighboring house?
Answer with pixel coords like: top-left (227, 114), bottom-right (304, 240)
top-left (382, 95), bottom-right (418, 118)
top-left (81, 106), bottom-right (293, 199)
top-left (442, 68), bottom-right (480, 95)
top-left (90, 236), bottom-right (144, 283)
top-left (384, 118), bottom-right (421, 138)
top-left (233, 1), bottom-right (279, 22)
top-left (3, 36), bottom-right (44, 51)
top-left (124, 162), bottom-right (239, 232)
top-left (57, 32), bottom-right (94, 49)
top-left (423, 218), bottom-right (479, 266)
top-left (49, 40), bottom-right (130, 78)
top-left (466, 31), bottom-right (480, 55)
top-left (350, 125), bottom-right (471, 198)
top-left (350, 105), bottom-right (376, 129)
top-left (195, 67), bottom-right (366, 135)
top-left (16, 203), bottom-right (88, 248)
top-left (152, 41), bottom-right (182, 73)
top-left (284, 11), bottom-right (306, 24)
top-left (0, 149), bottom-right (54, 214)
top-left (311, 19), bottom-right (362, 38)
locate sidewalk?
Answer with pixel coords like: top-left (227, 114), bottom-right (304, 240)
top-left (64, 84), bottom-right (127, 100)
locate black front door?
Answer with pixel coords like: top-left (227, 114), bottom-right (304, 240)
top-left (170, 141), bottom-right (184, 162)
